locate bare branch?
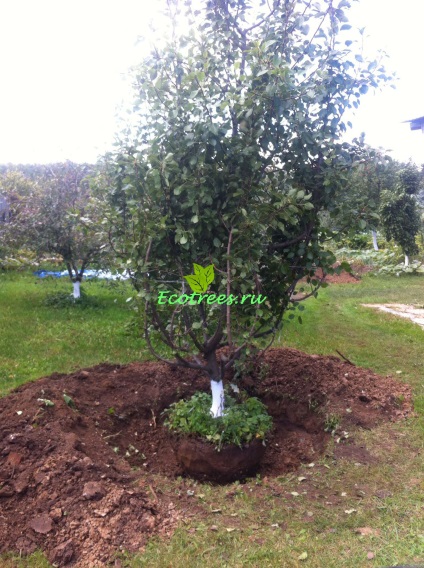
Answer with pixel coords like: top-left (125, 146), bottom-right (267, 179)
top-left (226, 227), bottom-right (234, 352)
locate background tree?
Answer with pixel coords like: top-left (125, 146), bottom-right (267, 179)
top-left (2, 162), bottom-right (107, 297)
top-left (89, 153), bottom-right (143, 288)
top-left (109, 0), bottom-right (391, 417)
top-left (380, 163), bottom-right (423, 266)
top-left (326, 138), bottom-right (404, 250)
top-left (0, 171), bottom-right (37, 268)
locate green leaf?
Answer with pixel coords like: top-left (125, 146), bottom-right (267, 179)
top-left (203, 264), bottom-right (215, 286)
top-left (184, 273), bottom-right (207, 293)
top-left (63, 393), bottom-right (76, 408)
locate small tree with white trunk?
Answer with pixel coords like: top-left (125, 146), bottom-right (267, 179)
top-left (1, 162), bottom-right (107, 298)
top-left (380, 164), bottom-right (422, 266)
top-left (110, 0), bottom-right (390, 418)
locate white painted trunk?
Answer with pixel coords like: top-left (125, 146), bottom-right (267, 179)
top-left (210, 380), bottom-right (224, 418)
top-left (371, 230), bottom-right (379, 251)
top-left (405, 255), bottom-right (410, 267)
top-left (73, 281), bottom-right (81, 299)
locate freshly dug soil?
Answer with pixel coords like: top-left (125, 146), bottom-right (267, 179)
top-left (312, 263), bottom-right (372, 285)
top-left (0, 348), bottom-right (413, 566)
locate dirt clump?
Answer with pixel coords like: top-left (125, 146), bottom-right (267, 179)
top-left (0, 349), bottom-right (413, 566)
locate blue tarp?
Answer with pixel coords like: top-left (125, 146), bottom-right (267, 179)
top-left (33, 269), bottom-right (129, 280)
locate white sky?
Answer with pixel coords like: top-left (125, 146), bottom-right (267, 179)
top-left (0, 0), bottom-right (423, 165)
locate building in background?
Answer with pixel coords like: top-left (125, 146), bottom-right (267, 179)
top-left (404, 115), bottom-right (424, 134)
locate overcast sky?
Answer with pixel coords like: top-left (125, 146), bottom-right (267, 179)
top-left (1, 0), bottom-right (423, 165)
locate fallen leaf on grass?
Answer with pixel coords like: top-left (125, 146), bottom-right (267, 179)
top-left (355, 527), bottom-right (381, 537)
top-left (298, 476), bottom-right (307, 482)
top-left (345, 509), bottom-right (357, 514)
top-left (226, 527), bottom-right (236, 532)
top-left (298, 551), bottom-right (308, 560)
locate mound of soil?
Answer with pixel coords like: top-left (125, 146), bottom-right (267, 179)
top-left (313, 263), bottom-right (372, 284)
top-left (0, 348), bottom-right (413, 566)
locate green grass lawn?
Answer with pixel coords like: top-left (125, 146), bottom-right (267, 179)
top-left (1, 270), bottom-right (423, 567)
top-left (283, 275), bottom-right (424, 408)
top-left (0, 272), bottom-right (150, 395)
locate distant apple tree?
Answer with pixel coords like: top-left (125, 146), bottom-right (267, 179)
top-left (380, 163), bottom-right (423, 266)
top-left (2, 162), bottom-right (107, 298)
top-left (108, 0), bottom-right (391, 417)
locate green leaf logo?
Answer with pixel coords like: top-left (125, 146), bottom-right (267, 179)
top-left (184, 263), bottom-right (214, 293)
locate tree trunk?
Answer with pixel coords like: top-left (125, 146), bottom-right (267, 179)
top-left (405, 254), bottom-right (409, 267)
top-left (371, 230), bottom-right (379, 251)
top-left (73, 281), bottom-right (81, 299)
top-left (210, 379), bottom-right (225, 418)
top-left (206, 351), bottom-right (225, 418)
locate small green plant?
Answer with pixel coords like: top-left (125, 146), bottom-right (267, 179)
top-left (324, 413), bottom-right (341, 434)
top-left (378, 260), bottom-right (424, 276)
top-left (164, 391), bottom-right (272, 450)
top-left (63, 392), bottom-right (76, 409)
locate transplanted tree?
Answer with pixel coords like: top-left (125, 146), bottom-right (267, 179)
top-left (2, 162), bottom-right (107, 297)
top-left (110, 0), bottom-right (390, 417)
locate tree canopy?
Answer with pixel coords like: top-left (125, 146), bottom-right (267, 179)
top-left (105, 0), bottom-right (392, 411)
top-left (0, 162), bottom-right (107, 291)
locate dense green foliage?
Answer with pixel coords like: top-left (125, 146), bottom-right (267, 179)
top-left (105, 0), bottom-right (391, 385)
top-left (327, 140), bottom-right (423, 257)
top-left (164, 391), bottom-right (272, 449)
top-left (0, 162), bottom-right (107, 283)
top-left (380, 164), bottom-right (422, 258)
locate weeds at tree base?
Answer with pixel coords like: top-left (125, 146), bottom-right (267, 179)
top-left (164, 392), bottom-right (273, 450)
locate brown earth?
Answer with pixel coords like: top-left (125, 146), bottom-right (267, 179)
top-left (0, 348), bottom-right (413, 567)
top-left (314, 263), bottom-right (373, 285)
top-left (292, 264), bottom-right (372, 300)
